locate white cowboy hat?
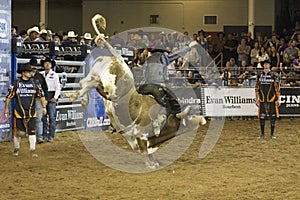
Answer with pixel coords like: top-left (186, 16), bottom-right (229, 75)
top-left (39, 29), bottom-right (48, 34)
top-left (47, 29), bottom-right (53, 35)
top-left (27, 26), bottom-right (40, 35)
top-left (83, 32), bottom-right (92, 40)
top-left (67, 31), bottom-right (77, 38)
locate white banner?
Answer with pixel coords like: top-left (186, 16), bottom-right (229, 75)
top-left (204, 87), bottom-right (257, 116)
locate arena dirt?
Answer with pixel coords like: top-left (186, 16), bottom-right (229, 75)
top-left (0, 118), bottom-right (299, 200)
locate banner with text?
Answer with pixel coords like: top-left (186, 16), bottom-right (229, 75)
top-left (56, 105), bottom-right (85, 131)
top-left (203, 87), bottom-right (257, 117)
top-left (279, 87), bottom-right (300, 116)
top-left (0, 0), bottom-right (11, 142)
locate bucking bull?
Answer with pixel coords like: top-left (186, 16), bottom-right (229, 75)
top-left (70, 14), bottom-right (206, 168)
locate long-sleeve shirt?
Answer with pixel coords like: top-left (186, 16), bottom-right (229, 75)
top-left (40, 69), bottom-right (61, 100)
top-left (6, 78), bottom-right (44, 118)
top-left (255, 71), bottom-right (280, 103)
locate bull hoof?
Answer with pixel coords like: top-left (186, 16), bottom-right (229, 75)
top-left (145, 160), bottom-right (160, 169)
top-left (145, 153), bottom-right (160, 169)
top-left (199, 116), bottom-right (207, 125)
top-left (69, 93), bottom-right (78, 102)
top-left (81, 99), bottom-right (89, 107)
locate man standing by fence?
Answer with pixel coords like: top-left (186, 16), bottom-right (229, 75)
top-left (40, 57), bottom-right (61, 142)
top-left (255, 60), bottom-right (281, 139)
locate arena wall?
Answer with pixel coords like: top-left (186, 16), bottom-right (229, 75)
top-left (12, 0), bottom-right (274, 36)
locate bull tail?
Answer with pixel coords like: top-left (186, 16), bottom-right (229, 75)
top-left (92, 14), bottom-right (124, 63)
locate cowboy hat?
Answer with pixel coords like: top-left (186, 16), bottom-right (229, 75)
top-left (29, 58), bottom-right (40, 66)
top-left (27, 26), bottom-right (40, 35)
top-left (41, 57), bottom-right (56, 67)
top-left (17, 63), bottom-right (33, 74)
top-left (39, 29), bottom-right (48, 34)
top-left (83, 32), bottom-right (92, 40)
top-left (67, 31), bottom-right (77, 38)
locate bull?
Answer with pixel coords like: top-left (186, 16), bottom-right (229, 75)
top-left (70, 14), bottom-right (206, 168)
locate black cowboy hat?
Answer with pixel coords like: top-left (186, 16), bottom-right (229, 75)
top-left (41, 57), bottom-right (56, 67)
top-left (17, 63), bottom-right (33, 74)
top-left (29, 58), bottom-right (40, 66)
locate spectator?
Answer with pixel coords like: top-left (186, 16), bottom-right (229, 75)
top-left (171, 70), bottom-right (187, 86)
top-left (292, 50), bottom-right (300, 86)
top-left (206, 35), bottom-right (215, 58)
top-left (52, 33), bottom-right (62, 45)
top-left (284, 39), bottom-right (299, 61)
top-left (213, 32), bottom-right (225, 69)
top-left (40, 57), bottom-right (61, 142)
top-left (277, 37), bottom-right (288, 60)
top-left (266, 33), bottom-right (279, 50)
top-left (3, 64), bottom-right (47, 157)
top-left (61, 31), bottom-right (78, 45)
top-left (109, 31), bottom-right (125, 47)
top-left (223, 33), bottom-right (238, 65)
top-left (220, 61), bottom-right (232, 86)
top-left (138, 48), bottom-right (150, 66)
top-left (250, 41), bottom-right (260, 67)
top-left (35, 29), bottom-right (48, 42)
top-left (187, 70), bottom-right (201, 86)
top-left (80, 32), bottom-right (93, 47)
top-left (237, 38), bottom-right (251, 66)
top-left (256, 46), bottom-right (269, 69)
top-left (256, 35), bottom-right (264, 48)
top-left (269, 45), bottom-right (280, 73)
top-left (229, 57), bottom-right (239, 80)
top-left (246, 31), bottom-right (255, 48)
top-left (280, 52), bottom-right (296, 86)
top-left (24, 26), bottom-right (39, 42)
top-left (238, 60), bottom-right (248, 81)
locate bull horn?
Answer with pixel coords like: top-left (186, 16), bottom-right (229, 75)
top-left (176, 106), bottom-right (190, 119)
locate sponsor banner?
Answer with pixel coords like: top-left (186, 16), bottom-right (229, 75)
top-left (56, 104), bottom-right (85, 131)
top-left (22, 42), bottom-right (55, 55)
top-left (0, 9), bottom-right (10, 52)
top-left (85, 89), bottom-right (110, 130)
top-left (55, 45), bottom-right (87, 57)
top-left (203, 87), bottom-right (257, 116)
top-left (279, 87), bottom-right (300, 115)
top-left (0, 1), bottom-right (11, 142)
top-left (0, 97), bottom-right (11, 141)
top-left (172, 86), bottom-right (204, 115)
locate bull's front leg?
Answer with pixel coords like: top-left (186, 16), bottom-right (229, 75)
top-left (145, 154), bottom-right (160, 169)
top-left (69, 71), bottom-right (100, 103)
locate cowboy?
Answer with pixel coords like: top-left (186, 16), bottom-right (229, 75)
top-left (255, 59), bottom-right (281, 139)
top-left (3, 63), bottom-right (47, 157)
top-left (80, 32), bottom-right (93, 47)
top-left (61, 30), bottom-right (78, 45)
top-left (24, 26), bottom-right (40, 42)
top-left (40, 57), bottom-right (61, 142)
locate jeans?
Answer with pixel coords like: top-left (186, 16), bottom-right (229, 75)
top-left (35, 100), bottom-right (43, 140)
top-left (42, 102), bottom-right (57, 140)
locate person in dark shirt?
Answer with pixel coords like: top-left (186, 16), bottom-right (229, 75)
top-left (255, 60), bottom-right (280, 139)
top-left (29, 58), bottom-right (49, 143)
top-left (3, 64), bottom-right (47, 157)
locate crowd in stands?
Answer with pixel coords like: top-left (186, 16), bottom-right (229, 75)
top-left (11, 19), bottom-right (300, 87)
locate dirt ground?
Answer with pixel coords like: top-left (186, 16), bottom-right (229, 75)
top-left (0, 117), bottom-right (299, 200)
